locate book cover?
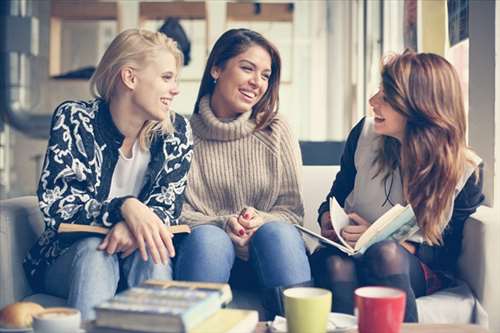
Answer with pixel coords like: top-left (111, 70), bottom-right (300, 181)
top-left (57, 223), bottom-right (190, 243)
top-left (190, 309), bottom-right (258, 333)
top-left (296, 197), bottom-right (418, 256)
top-left (86, 309), bottom-right (258, 333)
top-left (94, 284), bottom-right (223, 333)
top-left (143, 280), bottom-right (233, 306)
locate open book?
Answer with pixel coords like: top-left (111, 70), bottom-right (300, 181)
top-left (296, 197), bottom-right (418, 256)
top-left (57, 223), bottom-right (190, 242)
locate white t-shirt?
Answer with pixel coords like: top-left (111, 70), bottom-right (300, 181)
top-left (107, 140), bottom-right (151, 199)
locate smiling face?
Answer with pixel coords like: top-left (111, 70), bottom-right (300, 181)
top-left (368, 87), bottom-right (407, 141)
top-left (209, 45), bottom-right (272, 119)
top-left (130, 49), bottom-right (179, 121)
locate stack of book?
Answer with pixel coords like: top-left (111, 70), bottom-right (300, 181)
top-left (87, 280), bottom-right (258, 333)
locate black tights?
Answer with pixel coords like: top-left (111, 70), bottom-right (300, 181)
top-left (311, 240), bottom-right (426, 322)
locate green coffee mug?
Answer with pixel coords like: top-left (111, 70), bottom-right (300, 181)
top-left (283, 287), bottom-right (332, 333)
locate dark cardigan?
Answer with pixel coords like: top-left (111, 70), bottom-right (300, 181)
top-left (24, 99), bottom-right (193, 291)
top-left (317, 118), bottom-right (484, 274)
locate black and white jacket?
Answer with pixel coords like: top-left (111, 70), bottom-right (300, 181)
top-left (24, 99), bottom-right (193, 290)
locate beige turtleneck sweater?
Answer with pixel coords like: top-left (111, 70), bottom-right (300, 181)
top-left (180, 95), bottom-right (304, 229)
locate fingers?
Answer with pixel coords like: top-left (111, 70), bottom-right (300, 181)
top-left (106, 236), bottom-right (119, 255)
top-left (121, 245), bottom-right (137, 259)
top-left (341, 225), bottom-right (368, 244)
top-left (143, 231), bottom-right (161, 265)
top-left (159, 226), bottom-right (175, 258)
top-left (98, 234), bottom-right (110, 251)
top-left (136, 234), bottom-right (148, 262)
top-left (152, 231), bottom-right (168, 264)
top-left (227, 217), bottom-right (246, 237)
top-left (348, 213), bottom-right (370, 226)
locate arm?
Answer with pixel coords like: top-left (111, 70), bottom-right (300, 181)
top-left (317, 117), bottom-right (365, 224)
top-left (416, 166), bottom-right (485, 272)
top-left (37, 102), bottom-right (131, 230)
top-left (253, 118), bottom-right (305, 225)
top-left (179, 200), bottom-right (236, 229)
top-left (143, 115), bottom-right (193, 226)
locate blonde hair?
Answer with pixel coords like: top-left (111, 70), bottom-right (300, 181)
top-left (375, 49), bottom-right (477, 245)
top-left (90, 29), bottom-right (183, 149)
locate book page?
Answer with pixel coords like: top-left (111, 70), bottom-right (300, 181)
top-left (329, 197), bottom-right (354, 250)
top-left (354, 204), bottom-right (417, 253)
top-left (295, 225), bottom-right (354, 255)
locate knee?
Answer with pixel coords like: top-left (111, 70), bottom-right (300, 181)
top-left (180, 225), bottom-right (234, 258)
top-left (72, 237), bottom-right (119, 273)
top-left (73, 237), bottom-right (118, 267)
top-left (252, 221), bottom-right (304, 247)
top-left (324, 255), bottom-right (356, 276)
top-left (363, 240), bottom-right (406, 268)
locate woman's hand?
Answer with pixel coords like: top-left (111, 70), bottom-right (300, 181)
top-left (341, 213), bottom-right (370, 248)
top-left (319, 211), bottom-right (339, 241)
top-left (98, 222), bottom-right (138, 258)
top-left (225, 216), bottom-right (252, 261)
top-left (237, 207), bottom-right (264, 233)
top-left (121, 198), bottom-right (175, 264)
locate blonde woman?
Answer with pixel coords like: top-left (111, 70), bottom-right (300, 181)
top-left (311, 50), bottom-right (484, 322)
top-left (23, 29), bottom-right (193, 320)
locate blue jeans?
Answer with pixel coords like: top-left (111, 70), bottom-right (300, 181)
top-left (175, 222), bottom-right (311, 289)
top-left (44, 237), bottom-right (173, 320)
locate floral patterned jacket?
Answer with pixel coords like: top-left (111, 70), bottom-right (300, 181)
top-left (23, 99), bottom-right (193, 291)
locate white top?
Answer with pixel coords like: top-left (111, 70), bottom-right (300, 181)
top-left (107, 140), bottom-right (151, 199)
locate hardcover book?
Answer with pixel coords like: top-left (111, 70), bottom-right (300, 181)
top-left (94, 282), bottom-right (226, 333)
top-left (296, 197), bottom-right (418, 256)
top-left (57, 223), bottom-right (190, 243)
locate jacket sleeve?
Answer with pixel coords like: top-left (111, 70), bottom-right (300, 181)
top-left (37, 102), bottom-right (132, 230)
top-left (254, 118), bottom-right (305, 225)
top-left (416, 166), bottom-right (485, 273)
top-left (317, 117), bottom-right (365, 224)
top-left (144, 115), bottom-right (194, 226)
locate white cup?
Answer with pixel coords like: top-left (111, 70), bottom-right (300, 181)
top-left (32, 307), bottom-right (81, 333)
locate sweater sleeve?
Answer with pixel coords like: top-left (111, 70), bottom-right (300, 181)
top-left (317, 117), bottom-right (365, 224)
top-left (37, 102), bottom-right (131, 230)
top-left (416, 165), bottom-right (485, 273)
top-left (254, 118), bottom-right (305, 225)
top-left (144, 115), bottom-right (193, 226)
top-left (179, 200), bottom-right (236, 229)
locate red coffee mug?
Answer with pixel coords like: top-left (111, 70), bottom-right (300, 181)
top-left (355, 286), bottom-right (406, 333)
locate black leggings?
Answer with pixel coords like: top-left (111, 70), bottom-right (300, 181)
top-left (310, 240), bottom-right (426, 322)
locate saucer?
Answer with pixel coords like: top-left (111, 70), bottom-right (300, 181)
top-left (270, 312), bottom-right (357, 333)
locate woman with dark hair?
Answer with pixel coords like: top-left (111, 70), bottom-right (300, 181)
top-left (174, 28), bottom-right (312, 318)
top-left (311, 49), bottom-right (484, 322)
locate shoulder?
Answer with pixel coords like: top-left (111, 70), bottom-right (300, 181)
top-left (50, 100), bottom-right (100, 137)
top-left (53, 100), bottom-right (99, 121)
top-left (172, 112), bottom-right (192, 136)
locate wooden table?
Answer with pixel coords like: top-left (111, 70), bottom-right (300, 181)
top-left (255, 322), bottom-right (489, 333)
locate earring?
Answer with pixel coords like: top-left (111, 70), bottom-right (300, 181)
top-left (213, 78), bottom-right (217, 85)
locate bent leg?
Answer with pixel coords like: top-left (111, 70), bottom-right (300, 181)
top-left (121, 250), bottom-right (173, 288)
top-left (310, 246), bottom-right (358, 314)
top-left (249, 221), bottom-right (312, 318)
top-left (44, 237), bottom-right (120, 320)
top-left (175, 224), bottom-right (235, 282)
top-left (359, 240), bottom-right (425, 322)
top-left (250, 221), bottom-right (311, 287)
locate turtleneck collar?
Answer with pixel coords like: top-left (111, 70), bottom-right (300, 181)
top-left (190, 95), bottom-right (256, 141)
top-left (95, 99), bottom-right (125, 149)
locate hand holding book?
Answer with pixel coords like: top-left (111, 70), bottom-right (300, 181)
top-left (296, 197), bottom-right (418, 256)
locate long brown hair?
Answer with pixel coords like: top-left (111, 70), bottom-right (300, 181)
top-left (375, 49), bottom-right (474, 245)
top-left (193, 28), bottom-right (281, 129)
